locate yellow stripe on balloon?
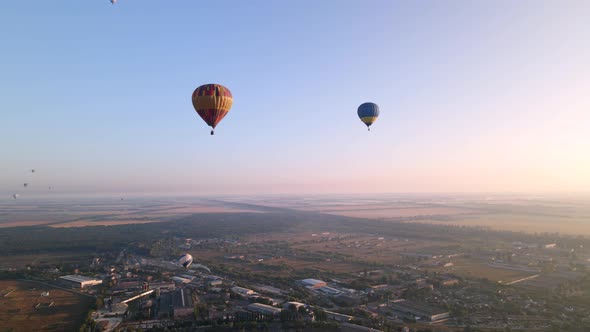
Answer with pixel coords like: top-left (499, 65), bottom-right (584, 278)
top-left (193, 96), bottom-right (233, 112)
top-left (360, 116), bottom-right (378, 125)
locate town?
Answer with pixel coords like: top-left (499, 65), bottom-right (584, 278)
top-left (3, 221), bottom-right (590, 332)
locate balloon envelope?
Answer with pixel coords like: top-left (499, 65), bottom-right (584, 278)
top-left (178, 253), bottom-right (193, 269)
top-left (192, 84), bottom-right (233, 130)
top-left (357, 102), bottom-right (379, 128)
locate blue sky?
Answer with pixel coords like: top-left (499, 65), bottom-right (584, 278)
top-left (1, 1), bottom-right (589, 196)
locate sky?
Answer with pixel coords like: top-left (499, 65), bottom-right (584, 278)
top-left (1, 0), bottom-right (589, 197)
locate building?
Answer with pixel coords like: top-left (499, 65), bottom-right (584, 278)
top-left (246, 303), bottom-right (282, 316)
top-left (209, 280), bottom-right (223, 287)
top-left (172, 276), bottom-right (192, 284)
top-left (253, 296), bottom-right (283, 306)
top-left (231, 286), bottom-right (255, 296)
top-left (389, 299), bottom-right (450, 322)
top-left (149, 282), bottom-right (175, 291)
top-left (341, 323), bottom-right (383, 332)
top-left (283, 301), bottom-right (306, 310)
top-left (440, 278), bottom-right (459, 287)
top-left (159, 288), bottom-right (193, 319)
top-left (317, 286), bottom-right (342, 295)
top-left (334, 294), bottom-right (361, 306)
top-left (325, 310), bottom-right (353, 322)
top-left (253, 284), bottom-right (287, 295)
top-left (59, 275), bottom-right (103, 288)
top-left (300, 278), bottom-right (327, 288)
top-left (179, 274), bottom-right (195, 280)
top-left (114, 280), bottom-right (141, 291)
top-left (371, 284), bottom-right (389, 291)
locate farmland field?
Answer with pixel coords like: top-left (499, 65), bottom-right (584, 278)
top-left (432, 258), bottom-right (536, 283)
top-left (3, 195), bottom-right (590, 235)
top-left (0, 199), bottom-right (263, 228)
top-left (0, 280), bottom-right (93, 332)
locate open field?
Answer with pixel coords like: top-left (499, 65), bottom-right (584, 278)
top-left (50, 219), bottom-right (163, 228)
top-left (2, 194), bottom-right (590, 235)
top-left (432, 258), bottom-right (536, 283)
top-left (448, 213), bottom-right (590, 235)
top-left (518, 271), bottom-right (584, 290)
top-left (0, 221), bottom-right (53, 227)
top-left (0, 252), bottom-right (95, 270)
top-left (0, 199), bottom-right (263, 228)
top-left (291, 234), bottom-right (454, 266)
top-left (223, 194), bottom-right (590, 235)
top-left (257, 257), bottom-right (364, 276)
top-left (0, 280), bottom-right (93, 332)
top-left (320, 206), bottom-right (473, 219)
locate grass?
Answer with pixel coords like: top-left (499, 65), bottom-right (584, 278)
top-left (0, 280), bottom-right (93, 332)
top-left (432, 258), bottom-right (535, 283)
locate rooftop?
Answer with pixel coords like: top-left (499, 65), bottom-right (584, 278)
top-left (247, 303), bottom-right (282, 314)
top-left (160, 288), bottom-right (193, 309)
top-left (301, 278), bottom-right (326, 285)
top-left (59, 275), bottom-right (101, 283)
top-left (390, 299), bottom-right (448, 317)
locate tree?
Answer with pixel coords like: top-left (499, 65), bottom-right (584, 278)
top-left (298, 306), bottom-right (307, 316)
top-left (313, 308), bottom-right (327, 322)
top-left (280, 309), bottom-right (290, 322)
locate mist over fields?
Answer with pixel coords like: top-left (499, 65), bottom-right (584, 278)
top-left (2, 193), bottom-right (589, 235)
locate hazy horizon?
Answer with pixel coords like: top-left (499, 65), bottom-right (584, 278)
top-left (3, 191), bottom-right (590, 201)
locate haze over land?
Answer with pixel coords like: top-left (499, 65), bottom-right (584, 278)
top-left (2, 194), bottom-right (590, 235)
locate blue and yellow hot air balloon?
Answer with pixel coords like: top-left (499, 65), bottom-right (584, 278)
top-left (357, 102), bottom-right (379, 131)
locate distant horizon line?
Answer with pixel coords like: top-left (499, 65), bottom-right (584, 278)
top-left (2, 190), bottom-right (590, 201)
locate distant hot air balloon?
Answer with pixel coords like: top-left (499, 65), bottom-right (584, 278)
top-left (31, 169), bottom-right (35, 173)
top-left (23, 183), bottom-right (28, 188)
top-left (357, 102), bottom-right (379, 131)
top-left (111, 0), bottom-right (117, 4)
top-left (191, 84), bottom-right (233, 135)
top-left (178, 253), bottom-right (193, 269)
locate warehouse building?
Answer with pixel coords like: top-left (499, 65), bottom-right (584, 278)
top-left (317, 286), bottom-right (342, 295)
top-left (389, 299), bottom-right (450, 322)
top-left (300, 278), bottom-right (327, 289)
top-left (59, 275), bottom-right (103, 289)
top-left (231, 286), bottom-right (256, 296)
top-left (283, 301), bottom-right (306, 310)
top-left (246, 303), bottom-right (282, 316)
top-left (325, 310), bottom-right (353, 322)
top-left (159, 288), bottom-right (193, 319)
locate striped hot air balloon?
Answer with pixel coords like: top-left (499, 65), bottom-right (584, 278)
top-left (357, 102), bottom-right (380, 131)
top-left (191, 84), bottom-right (233, 135)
